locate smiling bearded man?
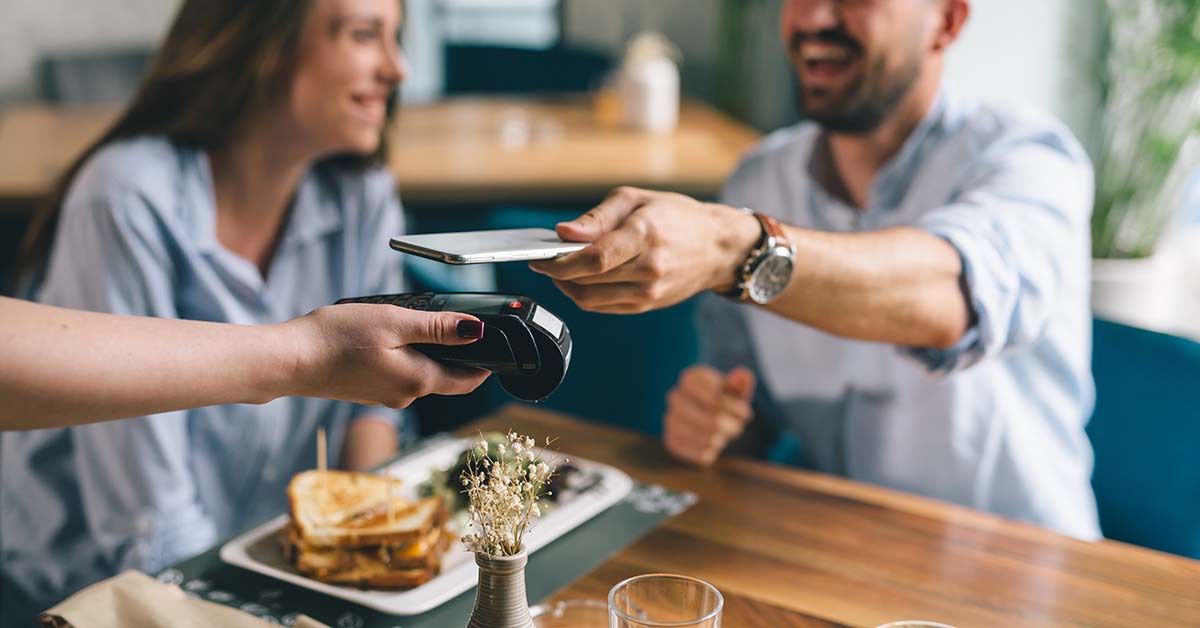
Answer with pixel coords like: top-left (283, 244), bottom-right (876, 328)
top-left (530, 0), bottom-right (1101, 541)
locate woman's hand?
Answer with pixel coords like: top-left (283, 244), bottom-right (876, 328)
top-left (279, 303), bottom-right (491, 409)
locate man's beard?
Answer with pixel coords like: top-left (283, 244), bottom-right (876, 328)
top-left (795, 45), bottom-right (923, 135)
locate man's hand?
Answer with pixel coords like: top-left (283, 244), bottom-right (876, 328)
top-left (280, 304), bottom-right (491, 409)
top-left (529, 186), bottom-right (760, 313)
top-left (663, 365), bottom-right (756, 466)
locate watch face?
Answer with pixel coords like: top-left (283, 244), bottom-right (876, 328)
top-left (749, 251), bottom-right (794, 304)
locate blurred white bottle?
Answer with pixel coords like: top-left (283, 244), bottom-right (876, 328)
top-left (619, 32), bottom-right (681, 133)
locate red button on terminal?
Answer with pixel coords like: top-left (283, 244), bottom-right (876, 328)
top-left (508, 300), bottom-right (523, 309)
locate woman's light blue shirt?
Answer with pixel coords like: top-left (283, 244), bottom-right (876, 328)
top-left (0, 137), bottom-right (406, 614)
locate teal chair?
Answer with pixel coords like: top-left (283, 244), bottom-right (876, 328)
top-left (37, 47), bottom-right (153, 104)
top-left (443, 44), bottom-right (613, 96)
top-left (1088, 318), bottom-right (1200, 558)
top-left (486, 207), bottom-right (700, 435)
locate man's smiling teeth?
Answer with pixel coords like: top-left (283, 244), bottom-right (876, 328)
top-left (803, 48), bottom-right (853, 63)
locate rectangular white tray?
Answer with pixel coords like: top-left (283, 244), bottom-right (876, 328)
top-left (219, 435), bottom-right (633, 616)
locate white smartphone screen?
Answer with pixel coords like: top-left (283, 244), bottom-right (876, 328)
top-left (389, 228), bottom-right (588, 264)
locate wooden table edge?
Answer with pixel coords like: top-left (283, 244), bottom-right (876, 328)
top-left (462, 404), bottom-right (1200, 572)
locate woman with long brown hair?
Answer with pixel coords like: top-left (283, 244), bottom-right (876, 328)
top-left (1, 0), bottom-right (425, 620)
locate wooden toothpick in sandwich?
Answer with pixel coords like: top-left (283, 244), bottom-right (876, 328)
top-left (388, 474), bottom-right (397, 527)
top-left (317, 427), bottom-right (327, 472)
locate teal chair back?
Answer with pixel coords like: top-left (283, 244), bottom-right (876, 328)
top-left (37, 48), bottom-right (153, 104)
top-left (443, 44), bottom-right (613, 96)
top-left (1088, 318), bottom-right (1200, 558)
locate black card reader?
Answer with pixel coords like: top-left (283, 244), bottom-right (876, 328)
top-left (334, 292), bottom-right (572, 402)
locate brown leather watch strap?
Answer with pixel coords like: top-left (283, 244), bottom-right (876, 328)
top-left (756, 213), bottom-right (791, 248)
top-left (723, 211), bottom-right (793, 302)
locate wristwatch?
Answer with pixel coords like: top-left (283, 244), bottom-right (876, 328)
top-left (730, 209), bottom-right (796, 304)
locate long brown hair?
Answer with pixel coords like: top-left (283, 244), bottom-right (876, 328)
top-left (17, 0), bottom-right (397, 281)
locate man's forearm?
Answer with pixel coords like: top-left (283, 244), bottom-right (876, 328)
top-left (762, 226), bottom-right (971, 349)
top-left (0, 297), bottom-right (298, 430)
top-left (526, 189), bottom-right (972, 346)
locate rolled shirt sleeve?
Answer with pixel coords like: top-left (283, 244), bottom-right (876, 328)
top-left (38, 186), bottom-right (219, 572)
top-left (905, 130), bottom-right (1094, 374)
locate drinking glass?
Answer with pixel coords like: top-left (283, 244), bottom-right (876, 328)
top-left (608, 573), bottom-right (723, 627)
top-left (874, 622), bottom-right (958, 628)
top-left (530, 599), bottom-right (608, 628)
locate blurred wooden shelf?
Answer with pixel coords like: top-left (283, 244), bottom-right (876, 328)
top-left (0, 96), bottom-right (761, 213)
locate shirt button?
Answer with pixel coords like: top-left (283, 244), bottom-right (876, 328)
top-left (137, 516), bottom-right (153, 536)
top-left (262, 465), bottom-right (278, 482)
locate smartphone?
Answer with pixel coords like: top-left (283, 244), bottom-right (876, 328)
top-left (389, 228), bottom-right (588, 264)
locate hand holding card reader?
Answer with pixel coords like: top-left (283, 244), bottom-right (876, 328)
top-left (334, 292), bottom-right (571, 402)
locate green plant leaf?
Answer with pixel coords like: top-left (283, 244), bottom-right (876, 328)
top-left (1090, 0), bottom-right (1200, 258)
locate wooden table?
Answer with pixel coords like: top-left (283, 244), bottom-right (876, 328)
top-left (0, 97), bottom-right (760, 212)
top-left (389, 96), bottom-right (760, 205)
top-left (463, 406), bottom-right (1200, 628)
top-left (0, 104), bottom-right (117, 213)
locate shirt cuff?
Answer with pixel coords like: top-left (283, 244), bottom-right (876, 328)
top-left (906, 217), bottom-right (1020, 374)
top-left (899, 325), bottom-right (982, 375)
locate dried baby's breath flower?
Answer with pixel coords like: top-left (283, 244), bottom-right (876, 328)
top-left (460, 431), bottom-right (558, 556)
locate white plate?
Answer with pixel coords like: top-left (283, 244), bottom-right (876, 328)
top-left (219, 435), bottom-right (633, 616)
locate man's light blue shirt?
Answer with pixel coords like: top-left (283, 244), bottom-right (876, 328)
top-left (0, 137), bottom-right (407, 616)
top-left (702, 90), bottom-right (1101, 539)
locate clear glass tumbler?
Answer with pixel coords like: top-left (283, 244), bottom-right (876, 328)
top-left (530, 599), bottom-right (609, 628)
top-left (608, 573), bottom-right (723, 627)
top-left (874, 622), bottom-right (958, 628)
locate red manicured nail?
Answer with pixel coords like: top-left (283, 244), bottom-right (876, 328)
top-left (457, 319), bottom-right (484, 339)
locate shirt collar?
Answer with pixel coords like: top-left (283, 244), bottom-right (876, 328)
top-left (804, 86), bottom-right (949, 211)
top-left (871, 88), bottom-right (948, 209)
top-left (186, 149), bottom-right (344, 255)
top-left (277, 169), bottom-right (343, 252)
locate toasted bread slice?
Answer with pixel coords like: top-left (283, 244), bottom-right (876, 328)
top-left (281, 519), bottom-right (450, 572)
top-left (287, 470), bottom-right (408, 528)
top-left (287, 470), bottom-right (444, 549)
top-left (315, 564), bottom-right (439, 590)
top-left (281, 523), bottom-right (452, 590)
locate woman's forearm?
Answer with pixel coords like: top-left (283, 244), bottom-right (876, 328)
top-left (0, 296), bottom-right (298, 430)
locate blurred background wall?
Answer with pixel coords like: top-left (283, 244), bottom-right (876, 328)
top-left (1, 0), bottom-right (1105, 138)
top-left (0, 0), bottom-right (180, 103)
top-left (563, 0), bottom-right (1105, 142)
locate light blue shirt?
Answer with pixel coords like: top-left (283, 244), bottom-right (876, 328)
top-left (702, 90), bottom-right (1101, 539)
top-left (0, 137), bottom-right (406, 616)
